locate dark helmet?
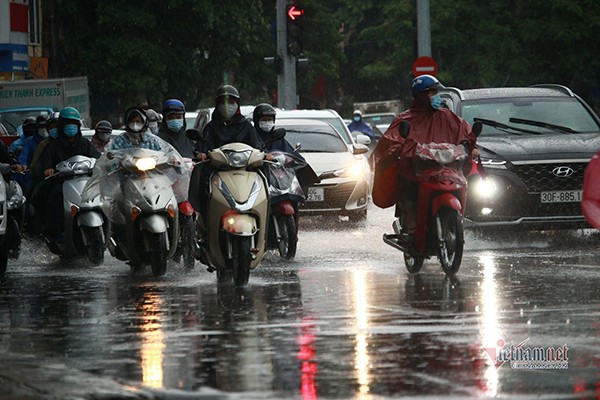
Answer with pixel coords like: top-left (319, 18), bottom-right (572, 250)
top-left (253, 103), bottom-right (277, 126)
top-left (411, 74), bottom-right (445, 97)
top-left (145, 108), bottom-right (160, 122)
top-left (214, 85), bottom-right (240, 102)
top-left (35, 115), bottom-right (48, 129)
top-left (95, 120), bottom-right (112, 134)
top-left (162, 99), bottom-right (185, 116)
top-left (22, 116), bottom-right (37, 137)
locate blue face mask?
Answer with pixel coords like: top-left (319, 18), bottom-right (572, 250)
top-left (353, 116), bottom-right (361, 122)
top-left (48, 128), bottom-right (58, 139)
top-left (167, 119), bottom-right (184, 132)
top-left (430, 94), bottom-right (442, 110)
top-left (64, 124), bottom-right (79, 137)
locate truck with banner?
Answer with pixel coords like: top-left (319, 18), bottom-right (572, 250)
top-left (0, 77), bottom-right (90, 134)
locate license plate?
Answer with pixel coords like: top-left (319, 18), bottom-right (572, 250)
top-left (307, 187), bottom-right (324, 202)
top-left (540, 190), bottom-right (582, 203)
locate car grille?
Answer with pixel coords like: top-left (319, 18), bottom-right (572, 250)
top-left (510, 162), bottom-right (586, 191)
top-left (301, 182), bottom-right (356, 210)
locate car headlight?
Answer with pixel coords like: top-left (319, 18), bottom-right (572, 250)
top-left (472, 177), bottom-right (499, 199)
top-left (135, 157), bottom-right (157, 171)
top-left (334, 161), bottom-right (365, 178)
top-left (224, 149), bottom-right (252, 167)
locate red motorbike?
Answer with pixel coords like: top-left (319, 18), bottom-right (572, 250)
top-left (383, 121), bottom-right (481, 275)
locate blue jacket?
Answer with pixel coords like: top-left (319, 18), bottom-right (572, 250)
top-left (347, 121), bottom-right (374, 139)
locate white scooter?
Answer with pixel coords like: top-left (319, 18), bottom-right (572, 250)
top-left (90, 148), bottom-right (186, 276)
top-left (43, 155), bottom-right (108, 265)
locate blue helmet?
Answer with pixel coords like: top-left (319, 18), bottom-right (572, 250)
top-left (162, 99), bottom-right (185, 116)
top-left (411, 74), bottom-right (444, 97)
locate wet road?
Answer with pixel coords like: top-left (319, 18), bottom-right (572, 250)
top-left (1, 205), bottom-right (600, 399)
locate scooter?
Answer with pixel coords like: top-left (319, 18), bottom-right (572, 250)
top-left (265, 150), bottom-right (310, 260)
top-left (172, 158), bottom-right (197, 269)
top-left (5, 179), bottom-right (25, 260)
top-left (99, 148), bottom-right (181, 276)
top-left (43, 155), bottom-right (108, 265)
top-left (383, 121), bottom-right (482, 275)
top-left (187, 129), bottom-right (286, 286)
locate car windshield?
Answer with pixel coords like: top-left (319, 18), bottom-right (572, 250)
top-left (0, 110), bottom-right (51, 134)
top-left (461, 97), bottom-right (600, 136)
top-left (363, 114), bottom-right (395, 125)
top-left (284, 128), bottom-right (348, 153)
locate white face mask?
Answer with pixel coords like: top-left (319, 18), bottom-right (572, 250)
top-left (218, 103), bottom-right (238, 120)
top-left (259, 121), bottom-right (274, 132)
top-left (128, 122), bottom-right (144, 132)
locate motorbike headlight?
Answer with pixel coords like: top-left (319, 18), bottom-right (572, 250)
top-left (224, 150), bottom-right (252, 168)
top-left (68, 160), bottom-right (93, 174)
top-left (472, 177), bottom-right (499, 199)
top-left (135, 157), bottom-right (157, 171)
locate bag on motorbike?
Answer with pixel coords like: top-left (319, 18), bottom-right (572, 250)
top-left (582, 152), bottom-right (600, 230)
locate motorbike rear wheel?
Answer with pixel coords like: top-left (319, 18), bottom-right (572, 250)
top-left (437, 209), bottom-right (464, 275)
top-left (276, 214), bottom-right (297, 259)
top-left (149, 231), bottom-right (168, 277)
top-left (7, 216), bottom-right (20, 260)
top-left (82, 226), bottom-right (105, 266)
top-left (232, 236), bottom-right (251, 286)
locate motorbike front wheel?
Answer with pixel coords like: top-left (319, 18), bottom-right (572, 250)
top-left (232, 236), bottom-right (251, 286)
top-left (82, 226), bottom-right (105, 266)
top-left (404, 253), bottom-right (424, 273)
top-left (180, 216), bottom-right (196, 269)
top-left (437, 209), bottom-right (464, 275)
top-left (0, 238), bottom-right (7, 276)
top-left (276, 214), bottom-right (297, 260)
top-left (148, 231), bottom-right (168, 277)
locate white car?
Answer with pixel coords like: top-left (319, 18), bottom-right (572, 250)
top-left (275, 118), bottom-right (371, 221)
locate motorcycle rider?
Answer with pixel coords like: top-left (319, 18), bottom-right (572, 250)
top-left (32, 107), bottom-right (101, 243)
top-left (9, 116), bottom-right (37, 155)
top-left (347, 109), bottom-right (374, 139)
top-left (91, 120), bottom-right (113, 153)
top-left (145, 108), bottom-right (161, 135)
top-left (29, 112), bottom-right (60, 174)
top-left (156, 99), bottom-right (196, 158)
top-left (108, 107), bottom-right (165, 151)
top-left (372, 74), bottom-right (478, 245)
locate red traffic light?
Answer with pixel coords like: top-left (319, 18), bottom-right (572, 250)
top-left (287, 5), bottom-right (304, 21)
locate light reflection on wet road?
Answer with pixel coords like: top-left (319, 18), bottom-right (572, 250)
top-left (1, 205), bottom-right (599, 399)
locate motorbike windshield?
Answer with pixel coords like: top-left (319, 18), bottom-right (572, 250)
top-left (267, 151), bottom-right (308, 203)
top-left (82, 144), bottom-right (191, 210)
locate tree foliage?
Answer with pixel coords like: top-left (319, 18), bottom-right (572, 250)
top-left (47, 0), bottom-right (600, 119)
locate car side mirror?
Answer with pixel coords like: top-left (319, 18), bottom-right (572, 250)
top-left (472, 121), bottom-right (483, 137)
top-left (352, 143), bottom-right (369, 155)
top-left (186, 128), bottom-right (202, 141)
top-left (354, 133), bottom-right (371, 145)
top-left (399, 121), bottom-right (411, 139)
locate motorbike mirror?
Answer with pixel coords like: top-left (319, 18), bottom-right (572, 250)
top-left (398, 121), bottom-right (411, 139)
top-left (472, 121), bottom-right (483, 137)
top-left (186, 128), bottom-right (203, 141)
top-left (271, 128), bottom-right (286, 142)
top-left (106, 152), bottom-right (114, 160)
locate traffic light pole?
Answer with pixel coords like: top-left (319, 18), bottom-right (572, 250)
top-left (276, 0), bottom-right (297, 110)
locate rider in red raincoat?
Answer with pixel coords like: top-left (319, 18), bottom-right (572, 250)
top-left (372, 75), bottom-right (478, 239)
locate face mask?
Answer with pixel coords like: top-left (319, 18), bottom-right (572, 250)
top-left (128, 122), bottom-right (144, 132)
top-left (148, 122), bottom-right (159, 134)
top-left (218, 103), bottom-right (238, 120)
top-left (98, 132), bottom-right (111, 143)
top-left (48, 128), bottom-right (58, 139)
top-left (430, 94), bottom-right (442, 110)
top-left (353, 116), bottom-right (361, 122)
top-left (38, 130), bottom-right (49, 139)
top-left (64, 124), bottom-right (79, 137)
top-left (167, 119), bottom-right (184, 132)
top-left (258, 121), bottom-right (274, 132)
